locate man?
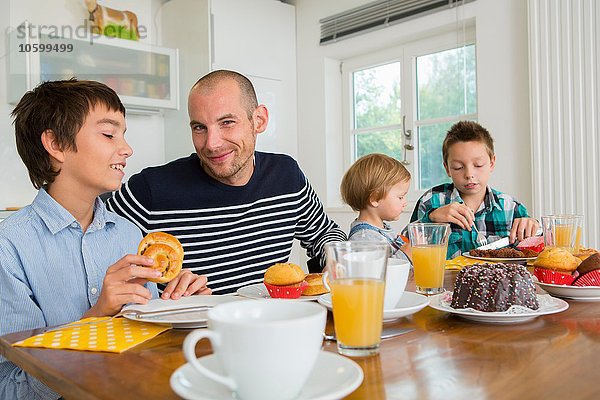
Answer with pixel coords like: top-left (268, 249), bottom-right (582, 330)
top-left (108, 70), bottom-right (346, 294)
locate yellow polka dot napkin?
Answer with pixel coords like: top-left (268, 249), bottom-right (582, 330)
top-left (445, 255), bottom-right (477, 270)
top-left (13, 317), bottom-right (171, 353)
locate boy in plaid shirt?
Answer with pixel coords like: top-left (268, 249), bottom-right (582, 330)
top-left (408, 121), bottom-right (538, 259)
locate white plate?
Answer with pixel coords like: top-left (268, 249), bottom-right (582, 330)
top-left (237, 283), bottom-right (321, 301)
top-left (463, 251), bottom-right (536, 264)
top-left (170, 351), bottom-right (363, 400)
top-left (428, 293), bottom-right (569, 324)
top-left (318, 291), bottom-right (429, 322)
top-left (121, 295), bottom-right (243, 329)
top-left (536, 281), bottom-right (600, 301)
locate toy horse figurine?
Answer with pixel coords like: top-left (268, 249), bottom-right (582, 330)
top-left (84, 0), bottom-right (140, 40)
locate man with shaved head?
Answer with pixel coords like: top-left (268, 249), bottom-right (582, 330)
top-left (109, 70), bottom-right (346, 294)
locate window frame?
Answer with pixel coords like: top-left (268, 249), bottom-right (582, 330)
top-left (341, 26), bottom-right (477, 202)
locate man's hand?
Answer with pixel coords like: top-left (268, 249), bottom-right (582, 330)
top-left (161, 270), bottom-right (211, 300)
top-left (85, 254), bottom-right (160, 318)
top-left (429, 203), bottom-right (475, 230)
top-left (510, 218), bottom-right (540, 243)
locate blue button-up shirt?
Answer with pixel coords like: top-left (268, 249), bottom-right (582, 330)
top-left (0, 188), bottom-right (158, 399)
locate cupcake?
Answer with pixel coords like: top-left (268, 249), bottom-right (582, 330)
top-left (575, 247), bottom-right (599, 262)
top-left (572, 253), bottom-right (600, 287)
top-left (533, 247), bottom-right (581, 285)
top-left (516, 236), bottom-right (545, 254)
top-left (263, 263), bottom-right (307, 299)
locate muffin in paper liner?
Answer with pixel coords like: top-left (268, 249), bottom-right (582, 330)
top-left (572, 270), bottom-right (600, 287)
top-left (534, 267), bottom-right (576, 286)
top-left (516, 236), bottom-right (545, 253)
top-left (264, 280), bottom-right (308, 299)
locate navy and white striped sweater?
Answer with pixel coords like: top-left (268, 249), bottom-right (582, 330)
top-left (107, 152), bottom-right (346, 294)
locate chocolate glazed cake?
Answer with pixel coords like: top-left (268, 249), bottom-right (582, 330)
top-left (451, 263), bottom-right (539, 312)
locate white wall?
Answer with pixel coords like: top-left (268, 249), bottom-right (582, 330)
top-left (292, 0), bottom-right (531, 235)
top-left (159, 0), bottom-right (211, 162)
top-left (0, 0), bottom-right (167, 209)
top-left (211, 0), bottom-right (298, 159)
top-left (528, 0), bottom-right (600, 248)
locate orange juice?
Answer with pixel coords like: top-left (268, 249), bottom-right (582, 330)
top-left (330, 278), bottom-right (384, 347)
top-left (575, 226), bottom-right (582, 253)
top-left (412, 244), bottom-right (447, 290)
top-left (554, 224), bottom-right (574, 247)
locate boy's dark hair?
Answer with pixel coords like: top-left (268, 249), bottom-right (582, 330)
top-left (442, 121), bottom-right (495, 165)
top-left (11, 78), bottom-right (126, 189)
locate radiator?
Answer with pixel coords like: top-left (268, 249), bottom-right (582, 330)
top-left (528, 0), bottom-right (600, 249)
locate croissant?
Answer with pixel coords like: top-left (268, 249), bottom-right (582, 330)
top-left (138, 232), bottom-right (183, 283)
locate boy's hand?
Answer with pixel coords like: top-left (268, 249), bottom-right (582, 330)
top-left (161, 270), bottom-right (212, 300)
top-left (85, 254), bottom-right (161, 318)
top-left (510, 218), bottom-right (540, 243)
top-left (429, 203), bottom-right (475, 230)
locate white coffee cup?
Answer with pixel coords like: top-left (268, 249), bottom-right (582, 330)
top-left (183, 300), bottom-right (326, 400)
top-left (341, 250), bottom-right (388, 279)
top-left (384, 258), bottom-right (410, 309)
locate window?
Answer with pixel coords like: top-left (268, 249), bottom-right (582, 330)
top-left (342, 27), bottom-right (477, 198)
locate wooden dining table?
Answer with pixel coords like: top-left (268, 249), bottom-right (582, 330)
top-left (1, 269), bottom-right (599, 400)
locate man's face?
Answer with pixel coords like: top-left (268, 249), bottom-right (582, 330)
top-left (188, 79), bottom-right (267, 186)
top-left (444, 140), bottom-right (495, 199)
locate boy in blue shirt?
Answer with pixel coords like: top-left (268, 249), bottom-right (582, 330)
top-left (408, 121), bottom-right (538, 259)
top-left (0, 79), bottom-right (209, 399)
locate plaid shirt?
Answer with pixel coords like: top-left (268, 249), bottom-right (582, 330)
top-left (408, 183), bottom-right (531, 259)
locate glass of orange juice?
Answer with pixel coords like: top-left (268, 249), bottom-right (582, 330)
top-left (324, 241), bottom-right (388, 357)
top-left (541, 215), bottom-right (583, 253)
top-left (406, 222), bottom-right (451, 295)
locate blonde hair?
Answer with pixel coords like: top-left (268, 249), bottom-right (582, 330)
top-left (341, 153), bottom-right (411, 211)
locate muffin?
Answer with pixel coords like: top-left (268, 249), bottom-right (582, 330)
top-left (572, 253), bottom-right (600, 287)
top-left (575, 247), bottom-right (599, 261)
top-left (263, 263), bottom-right (307, 299)
top-left (516, 236), bottom-right (545, 254)
top-left (533, 247), bottom-right (581, 285)
top-left (302, 273), bottom-right (329, 296)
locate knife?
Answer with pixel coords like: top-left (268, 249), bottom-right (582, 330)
top-left (475, 236), bottom-right (510, 251)
top-left (322, 327), bottom-right (414, 342)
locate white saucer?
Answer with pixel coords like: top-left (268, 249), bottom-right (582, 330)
top-left (237, 283), bottom-right (321, 301)
top-left (536, 281), bottom-right (600, 301)
top-left (121, 295), bottom-right (243, 329)
top-left (428, 293), bottom-right (569, 324)
top-left (170, 351), bottom-right (363, 400)
top-left (318, 291), bottom-right (429, 322)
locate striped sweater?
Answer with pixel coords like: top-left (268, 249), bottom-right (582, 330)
top-left (107, 152), bottom-right (346, 294)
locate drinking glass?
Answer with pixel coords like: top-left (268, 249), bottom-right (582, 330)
top-left (324, 241), bottom-right (388, 357)
top-left (406, 222), bottom-right (451, 295)
top-left (541, 214), bottom-right (583, 253)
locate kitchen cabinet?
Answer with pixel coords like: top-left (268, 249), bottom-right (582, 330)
top-left (7, 22), bottom-right (179, 112)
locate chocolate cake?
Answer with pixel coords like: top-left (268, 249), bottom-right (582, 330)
top-left (450, 263), bottom-right (539, 312)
